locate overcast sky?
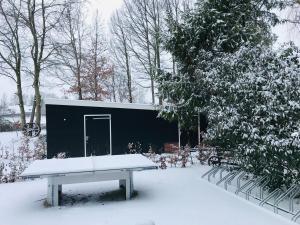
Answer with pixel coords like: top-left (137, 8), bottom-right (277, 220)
top-left (0, 1), bottom-right (299, 103)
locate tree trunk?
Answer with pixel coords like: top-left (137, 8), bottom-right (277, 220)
top-left (124, 44), bottom-right (133, 103)
top-left (143, 1), bottom-right (155, 105)
top-left (16, 73), bottom-right (26, 127)
top-left (172, 55), bottom-right (176, 76)
top-left (33, 66), bottom-right (42, 127)
top-left (77, 69), bottom-right (83, 100)
top-left (151, 77), bottom-right (155, 105)
top-left (157, 47), bottom-right (162, 105)
top-left (111, 71), bottom-right (117, 102)
top-left (155, 0), bottom-right (162, 105)
top-left (30, 96), bottom-right (36, 124)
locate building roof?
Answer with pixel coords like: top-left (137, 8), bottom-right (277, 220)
top-left (45, 98), bottom-right (157, 111)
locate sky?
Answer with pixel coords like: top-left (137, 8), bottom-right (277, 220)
top-left (0, 1), bottom-right (299, 103)
top-left (87, 0), bottom-right (123, 24)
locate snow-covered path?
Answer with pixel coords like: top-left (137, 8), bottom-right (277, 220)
top-left (0, 165), bottom-right (295, 225)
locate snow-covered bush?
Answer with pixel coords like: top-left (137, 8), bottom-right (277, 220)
top-left (0, 118), bottom-right (20, 132)
top-left (0, 133), bottom-right (48, 183)
top-left (127, 142), bottom-right (143, 154)
top-left (18, 136), bottom-right (31, 161)
top-left (53, 152), bottom-right (66, 159)
top-left (167, 154), bottom-right (179, 167)
top-left (158, 156), bottom-right (167, 169)
top-left (177, 147), bottom-right (190, 168)
top-left (205, 43), bottom-right (300, 189)
top-left (33, 134), bottom-right (47, 160)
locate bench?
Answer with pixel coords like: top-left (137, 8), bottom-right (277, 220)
top-left (21, 154), bottom-right (158, 206)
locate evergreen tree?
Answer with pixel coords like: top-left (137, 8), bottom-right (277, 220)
top-left (205, 43), bottom-right (300, 189)
top-left (157, 0), bottom-right (300, 189)
top-left (158, 0), bottom-right (286, 129)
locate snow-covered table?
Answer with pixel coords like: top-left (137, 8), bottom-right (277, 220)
top-left (21, 154), bottom-right (158, 206)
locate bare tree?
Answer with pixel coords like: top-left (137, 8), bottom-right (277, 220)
top-left (117, 0), bottom-right (168, 105)
top-left (81, 12), bottom-right (113, 101)
top-left (109, 0), bottom-right (193, 105)
top-left (113, 69), bottom-right (132, 102)
top-left (110, 9), bottom-right (133, 103)
top-left (0, 0), bottom-right (26, 126)
top-left (17, 0), bottom-right (68, 127)
top-left (148, 0), bottom-right (165, 104)
top-left (123, 0), bottom-right (158, 104)
top-left (81, 56), bottom-right (113, 101)
top-left (55, 1), bottom-right (87, 100)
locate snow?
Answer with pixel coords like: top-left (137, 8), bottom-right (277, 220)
top-left (0, 130), bottom-right (46, 154)
top-left (3, 115), bottom-right (46, 125)
top-left (0, 165), bottom-right (296, 225)
top-left (0, 131), bottom-right (24, 154)
top-left (7, 105), bottom-right (33, 114)
top-left (22, 154), bottom-right (158, 177)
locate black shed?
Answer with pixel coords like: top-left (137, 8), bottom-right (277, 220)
top-left (45, 99), bottom-right (179, 158)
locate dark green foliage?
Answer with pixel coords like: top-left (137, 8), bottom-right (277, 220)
top-left (158, 0), bottom-right (285, 128)
top-left (205, 44), bottom-right (300, 190)
top-left (157, 0), bottom-right (299, 190)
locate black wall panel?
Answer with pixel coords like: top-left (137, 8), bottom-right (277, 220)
top-left (46, 105), bottom-right (179, 158)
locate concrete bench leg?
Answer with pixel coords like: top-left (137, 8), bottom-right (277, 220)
top-left (125, 177), bottom-right (130, 200)
top-left (129, 171), bottom-right (134, 196)
top-left (119, 179), bottom-right (126, 189)
top-left (125, 171), bottom-right (134, 200)
top-left (58, 184), bottom-right (62, 205)
top-left (47, 178), bottom-right (60, 206)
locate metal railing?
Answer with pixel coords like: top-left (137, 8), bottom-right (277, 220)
top-left (202, 166), bottom-right (300, 222)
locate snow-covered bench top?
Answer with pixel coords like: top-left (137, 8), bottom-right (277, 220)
top-left (21, 154), bottom-right (158, 178)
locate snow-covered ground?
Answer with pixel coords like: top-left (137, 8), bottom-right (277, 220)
top-left (7, 105), bottom-right (33, 114)
top-left (0, 165), bottom-right (295, 225)
top-left (2, 115), bottom-right (46, 125)
top-left (0, 131), bottom-right (24, 154)
top-left (0, 130), bottom-right (46, 154)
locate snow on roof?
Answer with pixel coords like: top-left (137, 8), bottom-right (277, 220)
top-left (45, 98), bottom-right (157, 111)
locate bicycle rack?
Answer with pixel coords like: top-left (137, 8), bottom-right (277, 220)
top-left (224, 170), bottom-right (241, 190)
top-left (201, 167), bottom-right (219, 179)
top-left (208, 167), bottom-right (223, 182)
top-left (235, 178), bottom-right (254, 195)
top-left (259, 188), bottom-right (281, 207)
top-left (289, 185), bottom-right (300, 213)
top-left (292, 210), bottom-right (300, 222)
top-left (202, 167), bottom-right (300, 222)
top-left (216, 170), bottom-right (237, 186)
top-left (274, 184), bottom-right (300, 214)
top-left (259, 178), bottom-right (270, 200)
top-left (219, 167), bottom-right (227, 180)
top-left (236, 171), bottom-right (247, 190)
top-left (245, 176), bottom-right (267, 200)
